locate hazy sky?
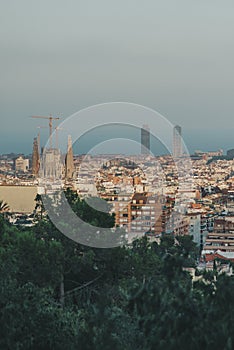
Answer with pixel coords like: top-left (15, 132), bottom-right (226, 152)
top-left (1, 0), bottom-right (234, 154)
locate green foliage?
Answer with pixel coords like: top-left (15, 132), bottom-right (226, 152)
top-left (0, 198), bottom-right (234, 349)
top-left (64, 189), bottom-right (115, 228)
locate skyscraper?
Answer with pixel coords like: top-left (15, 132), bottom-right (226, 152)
top-left (32, 137), bottom-right (40, 177)
top-left (141, 124), bottom-right (150, 155)
top-left (173, 125), bottom-right (182, 158)
top-left (65, 135), bottom-right (75, 179)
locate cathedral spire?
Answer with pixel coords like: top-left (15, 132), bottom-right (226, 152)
top-left (65, 135), bottom-right (75, 179)
top-left (32, 137), bottom-right (40, 177)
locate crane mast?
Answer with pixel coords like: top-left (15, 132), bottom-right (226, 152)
top-left (31, 115), bottom-right (60, 149)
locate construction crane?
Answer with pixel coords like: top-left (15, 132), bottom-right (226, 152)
top-left (54, 126), bottom-right (64, 150)
top-left (31, 115), bottom-right (60, 149)
top-left (37, 125), bottom-right (64, 150)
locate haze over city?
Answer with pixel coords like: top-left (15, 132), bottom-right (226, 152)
top-left (1, 0), bottom-right (234, 154)
top-left (1, 2), bottom-right (234, 348)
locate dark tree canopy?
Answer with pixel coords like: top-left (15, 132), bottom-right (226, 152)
top-left (0, 192), bottom-right (233, 349)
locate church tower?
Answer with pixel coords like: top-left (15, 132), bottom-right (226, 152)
top-left (65, 135), bottom-right (75, 179)
top-left (32, 137), bottom-right (40, 177)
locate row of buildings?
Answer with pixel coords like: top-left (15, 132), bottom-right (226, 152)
top-left (1, 122), bottom-right (234, 270)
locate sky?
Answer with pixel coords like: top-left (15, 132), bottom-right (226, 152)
top-left (1, 0), bottom-right (234, 155)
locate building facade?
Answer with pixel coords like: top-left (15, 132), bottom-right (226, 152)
top-left (15, 156), bottom-right (29, 172)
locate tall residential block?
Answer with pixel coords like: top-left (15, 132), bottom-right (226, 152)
top-left (173, 125), bottom-right (182, 158)
top-left (15, 156), bottom-right (29, 172)
top-left (141, 124), bottom-right (150, 155)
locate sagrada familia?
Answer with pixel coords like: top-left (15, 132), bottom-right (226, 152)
top-left (32, 135), bottom-right (75, 181)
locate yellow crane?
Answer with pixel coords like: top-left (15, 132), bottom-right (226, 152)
top-left (31, 115), bottom-right (60, 149)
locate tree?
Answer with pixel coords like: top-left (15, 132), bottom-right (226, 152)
top-left (34, 194), bottom-right (45, 220)
top-left (1, 191), bottom-right (234, 349)
top-left (0, 200), bottom-right (9, 213)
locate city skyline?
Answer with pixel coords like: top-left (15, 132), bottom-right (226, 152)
top-left (1, 2), bottom-right (234, 347)
top-left (0, 120), bottom-right (232, 156)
